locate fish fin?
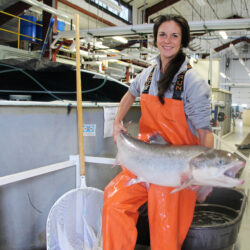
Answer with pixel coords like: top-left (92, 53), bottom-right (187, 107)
top-left (126, 177), bottom-right (147, 186)
top-left (125, 121), bottom-right (132, 129)
top-left (142, 182), bottom-right (150, 191)
top-left (196, 186), bottom-right (213, 203)
top-left (112, 155), bottom-right (120, 168)
top-left (148, 132), bottom-right (169, 145)
top-left (170, 178), bottom-right (195, 194)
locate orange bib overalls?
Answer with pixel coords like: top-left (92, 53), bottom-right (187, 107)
top-left (102, 65), bottom-right (199, 250)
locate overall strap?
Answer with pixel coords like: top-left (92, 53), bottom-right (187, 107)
top-left (142, 65), bottom-right (157, 94)
top-left (172, 63), bottom-right (192, 100)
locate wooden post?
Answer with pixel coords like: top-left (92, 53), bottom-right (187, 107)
top-left (126, 66), bottom-right (130, 83)
top-left (75, 14), bottom-right (85, 176)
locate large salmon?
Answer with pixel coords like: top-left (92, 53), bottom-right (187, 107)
top-left (116, 132), bottom-right (244, 201)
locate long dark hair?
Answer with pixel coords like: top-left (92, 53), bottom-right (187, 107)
top-left (153, 14), bottom-right (190, 104)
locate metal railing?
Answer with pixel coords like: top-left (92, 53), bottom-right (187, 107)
top-left (0, 10), bottom-right (43, 48)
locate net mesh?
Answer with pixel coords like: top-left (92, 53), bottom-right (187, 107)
top-left (46, 187), bottom-right (104, 250)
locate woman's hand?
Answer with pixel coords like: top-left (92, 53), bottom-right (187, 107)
top-left (197, 128), bottom-right (214, 148)
top-left (113, 120), bottom-right (128, 144)
top-left (112, 91), bottom-right (136, 143)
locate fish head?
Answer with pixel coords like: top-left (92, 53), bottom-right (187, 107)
top-left (190, 149), bottom-right (245, 187)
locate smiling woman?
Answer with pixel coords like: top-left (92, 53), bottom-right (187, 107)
top-left (102, 14), bottom-right (214, 250)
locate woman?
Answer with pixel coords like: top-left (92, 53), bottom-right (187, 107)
top-left (102, 14), bottom-right (213, 250)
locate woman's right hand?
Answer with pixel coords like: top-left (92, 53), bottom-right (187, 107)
top-left (113, 120), bottom-right (128, 144)
top-left (112, 91), bottom-right (136, 144)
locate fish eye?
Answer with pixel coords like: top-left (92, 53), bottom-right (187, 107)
top-left (218, 159), bottom-right (224, 165)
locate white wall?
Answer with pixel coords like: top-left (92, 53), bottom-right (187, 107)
top-left (220, 57), bottom-right (250, 85)
top-left (192, 59), bottom-right (220, 88)
top-left (230, 60), bottom-right (250, 84)
top-left (219, 49), bottom-right (250, 107)
top-left (231, 87), bottom-right (250, 106)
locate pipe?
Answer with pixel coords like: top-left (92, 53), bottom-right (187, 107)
top-left (0, 155), bottom-right (115, 186)
top-left (0, 160), bottom-right (73, 186)
top-left (53, 18), bottom-right (250, 39)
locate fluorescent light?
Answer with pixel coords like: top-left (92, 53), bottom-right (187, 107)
top-left (95, 54), bottom-right (108, 58)
top-left (109, 59), bottom-right (118, 62)
top-left (239, 58), bottom-right (245, 66)
top-left (220, 72), bottom-right (226, 78)
top-left (95, 41), bottom-right (109, 49)
top-left (98, 0), bottom-right (122, 12)
top-left (232, 103), bottom-right (238, 106)
top-left (248, 73), bottom-right (250, 77)
top-left (219, 31), bottom-right (228, 40)
top-left (229, 44), bottom-right (239, 56)
top-left (107, 49), bottom-right (120, 53)
top-left (241, 104), bottom-right (247, 107)
top-left (112, 36), bottom-right (128, 44)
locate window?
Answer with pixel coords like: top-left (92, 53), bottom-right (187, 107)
top-left (88, 0), bottom-right (132, 24)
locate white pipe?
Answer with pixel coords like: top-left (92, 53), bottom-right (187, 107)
top-left (85, 156), bottom-right (115, 165)
top-left (0, 160), bottom-right (73, 186)
top-left (54, 18), bottom-right (250, 39)
top-left (0, 156), bottom-right (116, 186)
top-left (21, 0), bottom-right (73, 19)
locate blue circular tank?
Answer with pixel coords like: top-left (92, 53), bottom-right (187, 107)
top-left (20, 15), bottom-right (37, 42)
top-left (36, 20), bottom-right (43, 44)
top-left (57, 20), bottom-right (65, 32)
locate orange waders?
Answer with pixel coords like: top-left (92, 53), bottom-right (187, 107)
top-left (102, 66), bottom-right (200, 250)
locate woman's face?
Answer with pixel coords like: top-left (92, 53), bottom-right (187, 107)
top-left (156, 20), bottom-right (182, 62)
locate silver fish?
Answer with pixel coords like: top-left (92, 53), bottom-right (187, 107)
top-left (116, 132), bottom-right (244, 201)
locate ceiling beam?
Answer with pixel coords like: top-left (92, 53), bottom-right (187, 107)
top-left (214, 37), bottom-right (250, 53)
top-left (0, 2), bottom-right (31, 26)
top-left (145, 0), bottom-right (180, 22)
top-left (202, 37), bottom-right (250, 58)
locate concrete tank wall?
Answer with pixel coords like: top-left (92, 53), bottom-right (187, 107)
top-left (0, 101), bottom-right (141, 249)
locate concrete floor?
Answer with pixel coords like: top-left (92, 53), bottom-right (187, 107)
top-left (135, 119), bottom-right (250, 250)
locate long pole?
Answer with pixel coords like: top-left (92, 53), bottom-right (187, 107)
top-left (75, 14), bottom-right (85, 176)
